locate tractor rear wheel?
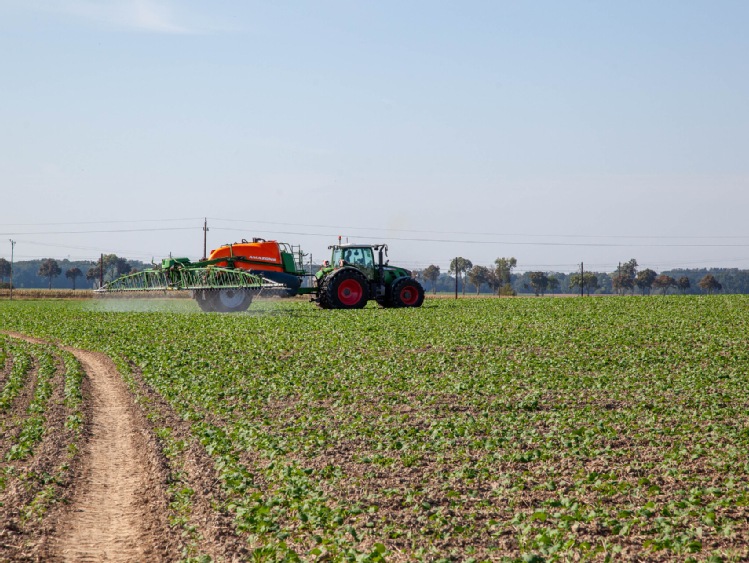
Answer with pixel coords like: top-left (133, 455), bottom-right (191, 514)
top-left (324, 269), bottom-right (368, 309)
top-left (390, 278), bottom-right (425, 308)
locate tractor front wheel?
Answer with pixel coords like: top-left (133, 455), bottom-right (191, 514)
top-left (316, 278), bottom-right (332, 309)
top-left (324, 269), bottom-right (368, 309)
top-left (390, 278), bottom-right (425, 308)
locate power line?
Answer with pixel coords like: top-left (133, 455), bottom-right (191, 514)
top-left (208, 217), bottom-right (749, 241)
top-left (0, 227), bottom-right (198, 236)
top-left (1, 217), bottom-right (202, 227)
top-left (3, 218), bottom-right (748, 270)
top-left (4, 217), bottom-right (749, 247)
top-left (15, 239), bottom-right (156, 256)
top-left (210, 227), bottom-right (749, 249)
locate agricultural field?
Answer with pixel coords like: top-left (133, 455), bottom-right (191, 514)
top-left (1, 296), bottom-right (748, 561)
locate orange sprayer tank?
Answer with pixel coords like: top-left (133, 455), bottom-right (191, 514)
top-left (209, 240), bottom-right (284, 272)
top-left (208, 239), bottom-right (302, 292)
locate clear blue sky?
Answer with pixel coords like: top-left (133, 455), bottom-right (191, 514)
top-left (2, 1), bottom-right (748, 273)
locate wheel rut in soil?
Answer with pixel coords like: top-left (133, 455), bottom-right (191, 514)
top-left (49, 348), bottom-right (167, 562)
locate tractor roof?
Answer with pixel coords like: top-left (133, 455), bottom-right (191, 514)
top-left (328, 243), bottom-right (387, 250)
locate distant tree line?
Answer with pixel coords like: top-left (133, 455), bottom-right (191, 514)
top-left (414, 258), bottom-right (744, 296)
top-left (0, 255), bottom-right (147, 290)
top-left (1, 252), bottom-right (745, 296)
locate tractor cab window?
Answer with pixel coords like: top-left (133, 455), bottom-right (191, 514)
top-left (343, 247), bottom-right (374, 268)
top-left (361, 248), bottom-right (374, 268)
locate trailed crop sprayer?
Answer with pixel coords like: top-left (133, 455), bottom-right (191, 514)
top-left (96, 239), bottom-right (424, 312)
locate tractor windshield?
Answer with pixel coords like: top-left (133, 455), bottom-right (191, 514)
top-left (343, 247), bottom-right (373, 268)
top-left (331, 247), bottom-right (374, 269)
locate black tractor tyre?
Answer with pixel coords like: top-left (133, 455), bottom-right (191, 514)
top-left (323, 269), bottom-right (369, 309)
top-left (389, 278), bottom-right (425, 308)
top-left (317, 291), bottom-right (332, 309)
top-left (316, 278), bottom-right (332, 309)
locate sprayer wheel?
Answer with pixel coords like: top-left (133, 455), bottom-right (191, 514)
top-left (212, 288), bottom-right (253, 312)
top-left (194, 289), bottom-right (252, 312)
top-left (194, 290), bottom-right (217, 312)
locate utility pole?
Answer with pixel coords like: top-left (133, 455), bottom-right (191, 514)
top-left (455, 257), bottom-right (459, 300)
top-left (202, 218), bottom-right (209, 260)
top-left (99, 253), bottom-right (104, 290)
top-left (8, 239), bottom-right (15, 301)
top-left (580, 262), bottom-right (584, 297)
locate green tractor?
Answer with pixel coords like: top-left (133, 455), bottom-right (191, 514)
top-left (314, 244), bottom-right (424, 309)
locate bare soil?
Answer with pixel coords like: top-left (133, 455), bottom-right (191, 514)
top-left (44, 348), bottom-right (172, 562)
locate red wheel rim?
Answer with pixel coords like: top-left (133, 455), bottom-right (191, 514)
top-left (400, 285), bottom-right (419, 306)
top-left (338, 279), bottom-right (363, 306)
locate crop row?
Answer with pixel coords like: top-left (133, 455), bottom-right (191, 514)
top-left (0, 296), bottom-right (748, 561)
top-left (0, 335), bottom-right (85, 559)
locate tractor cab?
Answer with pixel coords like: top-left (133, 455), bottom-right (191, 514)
top-left (320, 244), bottom-right (385, 282)
top-left (332, 245), bottom-right (375, 271)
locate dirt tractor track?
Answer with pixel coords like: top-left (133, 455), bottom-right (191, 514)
top-left (0, 332), bottom-right (247, 562)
